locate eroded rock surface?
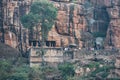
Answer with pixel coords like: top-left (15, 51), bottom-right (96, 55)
top-left (104, 0), bottom-right (120, 48)
top-left (48, 1), bottom-right (87, 47)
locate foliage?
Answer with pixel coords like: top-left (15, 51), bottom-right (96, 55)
top-left (29, 66), bottom-right (59, 80)
top-left (29, 68), bottom-right (44, 80)
top-left (42, 66), bottom-right (56, 73)
top-left (0, 59), bottom-right (117, 80)
top-left (21, 0), bottom-right (57, 41)
top-left (0, 60), bottom-right (12, 80)
top-left (0, 60), bottom-right (30, 80)
top-left (31, 0), bottom-right (57, 40)
top-left (81, 65), bottom-right (115, 79)
top-left (0, 59), bottom-right (62, 80)
top-left (0, 60), bottom-right (44, 80)
top-left (9, 65), bottom-right (30, 80)
top-left (84, 62), bottom-right (100, 68)
top-left (58, 63), bottom-right (75, 80)
top-left (108, 78), bottom-right (120, 80)
top-left (21, 13), bottom-right (40, 29)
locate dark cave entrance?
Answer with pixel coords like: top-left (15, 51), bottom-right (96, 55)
top-left (91, 7), bottom-right (110, 38)
top-left (29, 40), bottom-right (41, 47)
top-left (46, 41), bottom-right (56, 47)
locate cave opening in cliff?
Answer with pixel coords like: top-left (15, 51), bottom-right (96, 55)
top-left (92, 7), bottom-right (110, 38)
top-left (29, 40), bottom-right (41, 47)
top-left (46, 41), bottom-right (56, 47)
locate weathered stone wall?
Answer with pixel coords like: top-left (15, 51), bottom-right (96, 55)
top-left (30, 47), bottom-right (63, 67)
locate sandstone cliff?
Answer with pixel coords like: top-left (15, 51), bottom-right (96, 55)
top-left (1, 0), bottom-right (120, 49)
top-left (48, 0), bottom-right (110, 48)
top-left (0, 0), bottom-right (32, 52)
top-left (48, 1), bottom-right (86, 47)
top-left (104, 0), bottom-right (120, 48)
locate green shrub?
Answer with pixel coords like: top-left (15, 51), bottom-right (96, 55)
top-left (58, 63), bottom-right (75, 80)
top-left (84, 62), bottom-right (100, 68)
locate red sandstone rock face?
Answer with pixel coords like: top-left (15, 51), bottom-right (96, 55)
top-left (5, 31), bottom-right (17, 48)
top-left (104, 0), bottom-right (120, 48)
top-left (0, 0), bottom-right (31, 50)
top-left (48, 1), bottom-right (86, 47)
top-left (48, 26), bottom-right (83, 47)
top-left (2, 0), bottom-right (120, 49)
top-left (90, 0), bottom-right (120, 48)
top-left (50, 0), bottom-right (120, 49)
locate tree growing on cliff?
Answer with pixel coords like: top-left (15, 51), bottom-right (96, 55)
top-left (31, 0), bottom-right (57, 44)
top-left (21, 0), bottom-right (57, 45)
top-left (21, 0), bottom-right (57, 66)
top-left (21, 13), bottom-right (40, 40)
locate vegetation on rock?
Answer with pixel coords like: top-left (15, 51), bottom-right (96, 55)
top-left (21, 0), bottom-right (57, 42)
